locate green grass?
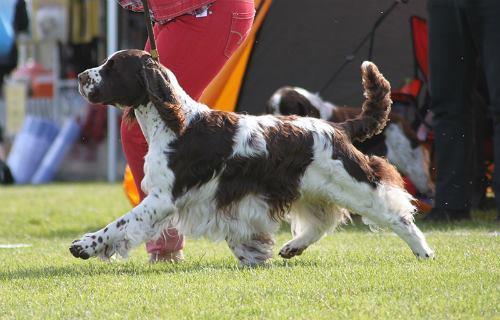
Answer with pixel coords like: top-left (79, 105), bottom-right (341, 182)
top-left (0, 183), bottom-right (498, 319)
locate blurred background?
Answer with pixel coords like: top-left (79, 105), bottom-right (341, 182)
top-left (0, 0), bottom-right (427, 185)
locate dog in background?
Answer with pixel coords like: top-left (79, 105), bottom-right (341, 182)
top-left (268, 87), bottom-right (435, 197)
top-left (70, 50), bottom-right (434, 265)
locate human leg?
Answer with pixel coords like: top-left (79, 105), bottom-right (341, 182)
top-left (427, 0), bottom-right (476, 219)
top-left (465, 0), bottom-right (500, 214)
top-left (121, 0), bottom-right (255, 259)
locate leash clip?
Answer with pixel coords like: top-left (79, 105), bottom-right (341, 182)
top-left (141, 0), bottom-right (159, 61)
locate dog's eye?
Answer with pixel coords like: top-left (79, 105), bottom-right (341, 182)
top-left (107, 59), bottom-right (114, 68)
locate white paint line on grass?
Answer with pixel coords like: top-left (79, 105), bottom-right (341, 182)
top-left (0, 244), bottom-right (32, 249)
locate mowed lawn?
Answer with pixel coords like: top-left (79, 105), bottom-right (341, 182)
top-left (0, 183), bottom-right (498, 319)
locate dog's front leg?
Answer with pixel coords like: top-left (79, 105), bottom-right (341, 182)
top-left (69, 194), bottom-right (175, 260)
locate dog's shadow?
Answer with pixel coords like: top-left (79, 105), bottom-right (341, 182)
top-left (0, 258), bottom-right (322, 281)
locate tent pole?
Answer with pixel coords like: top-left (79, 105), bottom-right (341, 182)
top-left (320, 0), bottom-right (406, 94)
top-left (106, 0), bottom-right (118, 182)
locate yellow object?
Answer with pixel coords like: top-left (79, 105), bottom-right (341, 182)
top-left (70, 0), bottom-right (101, 43)
top-left (5, 83), bottom-right (27, 135)
top-left (123, 165), bottom-right (141, 206)
top-left (151, 49), bottom-right (159, 61)
top-left (200, 0), bottom-right (273, 111)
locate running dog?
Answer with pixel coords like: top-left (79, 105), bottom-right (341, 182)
top-left (70, 50), bottom-right (434, 265)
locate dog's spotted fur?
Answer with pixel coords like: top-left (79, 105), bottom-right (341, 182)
top-left (70, 50), bottom-right (434, 265)
top-left (268, 86), bottom-right (435, 196)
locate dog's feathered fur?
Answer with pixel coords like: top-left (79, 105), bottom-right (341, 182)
top-left (339, 62), bottom-right (392, 142)
top-left (70, 50), bottom-right (434, 265)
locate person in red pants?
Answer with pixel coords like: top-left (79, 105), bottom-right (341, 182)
top-left (117, 0), bottom-right (255, 262)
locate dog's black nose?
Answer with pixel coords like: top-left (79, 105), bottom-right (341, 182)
top-left (78, 72), bottom-right (89, 84)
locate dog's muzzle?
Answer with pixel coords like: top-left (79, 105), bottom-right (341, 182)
top-left (77, 72), bottom-right (90, 98)
top-left (77, 70), bottom-right (102, 103)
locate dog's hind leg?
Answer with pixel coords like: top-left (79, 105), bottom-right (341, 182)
top-left (279, 201), bottom-right (348, 259)
top-left (356, 187), bottom-right (435, 259)
top-left (372, 214), bottom-right (435, 259)
top-left (69, 193), bottom-right (176, 260)
top-left (227, 233), bottom-right (275, 266)
top-left (394, 219), bottom-right (434, 258)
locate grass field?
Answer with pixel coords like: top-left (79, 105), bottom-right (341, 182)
top-left (0, 183), bottom-right (498, 319)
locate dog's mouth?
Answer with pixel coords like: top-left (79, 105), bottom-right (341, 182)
top-left (78, 84), bottom-right (101, 104)
top-left (78, 87), bottom-right (131, 108)
top-left (77, 80), bottom-right (107, 105)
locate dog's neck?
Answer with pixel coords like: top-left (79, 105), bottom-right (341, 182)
top-left (135, 69), bottom-right (210, 142)
top-left (134, 104), bottom-right (166, 144)
top-left (164, 68), bottom-right (210, 123)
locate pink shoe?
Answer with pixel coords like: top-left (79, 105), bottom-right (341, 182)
top-left (149, 250), bottom-right (184, 264)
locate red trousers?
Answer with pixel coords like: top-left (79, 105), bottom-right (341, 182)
top-left (121, 0), bottom-right (254, 255)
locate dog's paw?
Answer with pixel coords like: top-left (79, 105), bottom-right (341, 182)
top-left (69, 231), bottom-right (133, 260)
top-left (279, 242), bottom-right (306, 259)
top-left (69, 242), bottom-right (90, 259)
top-left (69, 233), bottom-right (105, 260)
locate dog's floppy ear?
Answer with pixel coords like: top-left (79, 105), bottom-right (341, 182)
top-left (141, 59), bottom-right (185, 135)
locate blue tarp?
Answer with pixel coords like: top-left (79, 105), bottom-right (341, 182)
top-left (7, 116), bottom-right (60, 183)
top-left (31, 118), bottom-right (81, 184)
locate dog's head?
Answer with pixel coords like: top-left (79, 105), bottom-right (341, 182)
top-left (267, 87), bottom-right (321, 118)
top-left (78, 49), bottom-right (178, 108)
top-left (78, 49), bottom-right (184, 134)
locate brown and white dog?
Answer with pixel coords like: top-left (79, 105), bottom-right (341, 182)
top-left (268, 87), bottom-right (435, 197)
top-left (70, 49), bottom-right (434, 265)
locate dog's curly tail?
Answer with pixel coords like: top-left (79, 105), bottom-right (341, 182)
top-left (339, 61), bottom-right (392, 142)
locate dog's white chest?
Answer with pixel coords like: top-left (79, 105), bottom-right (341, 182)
top-left (135, 105), bottom-right (176, 196)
